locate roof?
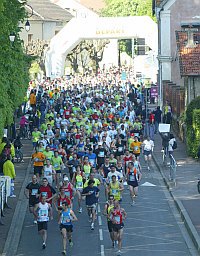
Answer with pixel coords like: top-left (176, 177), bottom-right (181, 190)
top-left (26, 0), bottom-right (73, 21)
top-left (78, 0), bottom-right (105, 12)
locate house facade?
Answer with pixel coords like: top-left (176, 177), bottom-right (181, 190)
top-left (153, 0), bottom-right (200, 116)
top-left (20, 0), bottom-right (72, 44)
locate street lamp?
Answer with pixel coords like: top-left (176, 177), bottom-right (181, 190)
top-left (25, 4), bottom-right (33, 32)
top-left (25, 20), bottom-right (30, 32)
top-left (9, 33), bottom-right (15, 43)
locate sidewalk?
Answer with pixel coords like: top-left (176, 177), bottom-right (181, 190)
top-left (0, 139), bottom-right (33, 254)
top-left (153, 133), bottom-right (200, 252)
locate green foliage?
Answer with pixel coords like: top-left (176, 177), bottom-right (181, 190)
top-left (102, 0), bottom-right (153, 17)
top-left (185, 97), bottom-right (200, 157)
top-left (0, 0), bottom-right (30, 137)
top-left (101, 0), bottom-right (154, 57)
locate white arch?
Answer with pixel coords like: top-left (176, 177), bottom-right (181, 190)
top-left (45, 16), bottom-right (158, 78)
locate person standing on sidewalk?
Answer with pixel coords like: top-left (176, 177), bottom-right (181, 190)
top-left (25, 175), bottom-right (41, 224)
top-left (34, 195), bottom-right (53, 249)
top-left (3, 155), bottom-right (16, 197)
top-left (58, 201), bottom-right (78, 255)
top-left (153, 106), bottom-right (162, 134)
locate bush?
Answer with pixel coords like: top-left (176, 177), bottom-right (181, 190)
top-left (186, 97), bottom-right (200, 157)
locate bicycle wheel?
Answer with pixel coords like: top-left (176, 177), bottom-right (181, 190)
top-left (27, 131), bottom-right (32, 140)
top-left (15, 151), bottom-right (23, 163)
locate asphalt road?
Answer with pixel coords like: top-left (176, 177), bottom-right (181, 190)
top-left (16, 158), bottom-right (198, 256)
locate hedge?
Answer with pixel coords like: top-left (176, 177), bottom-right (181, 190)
top-left (186, 97), bottom-right (200, 157)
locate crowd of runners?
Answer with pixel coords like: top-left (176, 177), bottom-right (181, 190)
top-left (19, 67), bottom-right (163, 255)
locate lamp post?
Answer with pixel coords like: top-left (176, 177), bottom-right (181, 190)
top-left (25, 4), bottom-right (33, 32)
top-left (9, 33), bottom-right (15, 43)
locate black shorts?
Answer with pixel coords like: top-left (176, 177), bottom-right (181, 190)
top-left (38, 221), bottom-right (48, 231)
top-left (29, 199), bottom-right (39, 208)
top-left (133, 153), bottom-right (140, 158)
top-left (112, 223), bottom-right (124, 232)
top-left (34, 166), bottom-right (43, 176)
top-left (107, 221), bottom-right (113, 233)
top-left (56, 169), bottom-right (61, 174)
top-left (60, 224), bottom-right (73, 232)
top-left (143, 150), bottom-right (152, 156)
top-left (128, 181), bottom-right (138, 188)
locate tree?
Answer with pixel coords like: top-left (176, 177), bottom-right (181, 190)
top-left (0, 0), bottom-right (30, 136)
top-left (101, 0), bottom-right (154, 58)
top-left (67, 40), bottom-right (110, 74)
top-left (101, 0), bottom-right (153, 17)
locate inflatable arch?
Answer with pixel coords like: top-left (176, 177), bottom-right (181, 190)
top-left (45, 16), bottom-right (158, 78)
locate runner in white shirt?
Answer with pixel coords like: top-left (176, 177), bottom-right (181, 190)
top-left (142, 136), bottom-right (154, 171)
top-left (43, 159), bottom-right (56, 185)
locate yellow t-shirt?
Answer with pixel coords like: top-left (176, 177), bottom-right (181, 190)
top-left (130, 141), bottom-right (142, 154)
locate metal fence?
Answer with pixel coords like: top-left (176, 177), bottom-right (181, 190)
top-left (169, 155), bottom-right (177, 186)
top-left (0, 176), bottom-right (11, 225)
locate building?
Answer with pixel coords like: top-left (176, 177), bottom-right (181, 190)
top-left (153, 0), bottom-right (200, 116)
top-left (20, 0), bottom-right (72, 44)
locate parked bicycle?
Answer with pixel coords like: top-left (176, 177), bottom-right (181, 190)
top-left (14, 147), bottom-right (23, 163)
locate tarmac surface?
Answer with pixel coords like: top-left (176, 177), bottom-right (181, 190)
top-left (1, 127), bottom-right (200, 255)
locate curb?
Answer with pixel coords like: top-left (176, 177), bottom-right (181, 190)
top-left (2, 154), bottom-right (32, 256)
top-left (153, 154), bottom-right (200, 253)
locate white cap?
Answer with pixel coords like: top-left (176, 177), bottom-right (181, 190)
top-left (98, 142), bottom-right (103, 145)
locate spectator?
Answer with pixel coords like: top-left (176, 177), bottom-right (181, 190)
top-left (3, 155), bottom-right (16, 197)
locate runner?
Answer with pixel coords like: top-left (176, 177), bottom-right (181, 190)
top-left (107, 175), bottom-right (124, 201)
top-left (82, 180), bottom-right (100, 230)
top-left (126, 160), bottom-right (142, 205)
top-left (142, 136), bottom-right (154, 171)
top-left (108, 200), bottom-right (127, 255)
top-left (103, 195), bottom-right (115, 247)
top-left (31, 147), bottom-right (45, 181)
top-left (51, 150), bottom-right (64, 189)
top-left (39, 177), bottom-right (57, 205)
top-left (72, 165), bottom-right (84, 213)
top-left (58, 201), bottom-right (78, 255)
top-left (25, 175), bottom-right (40, 224)
top-left (43, 159), bottom-right (56, 185)
top-left (34, 195), bottom-right (53, 249)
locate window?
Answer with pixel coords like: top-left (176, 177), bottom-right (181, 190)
top-left (28, 34), bottom-right (33, 42)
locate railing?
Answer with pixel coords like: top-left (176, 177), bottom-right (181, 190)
top-left (0, 176), bottom-right (11, 225)
top-left (169, 154), bottom-right (177, 186)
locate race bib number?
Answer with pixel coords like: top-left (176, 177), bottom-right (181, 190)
top-left (129, 174), bottom-right (135, 182)
top-left (111, 189), bottom-right (117, 195)
top-left (118, 147), bottom-right (123, 152)
top-left (76, 182), bottom-right (83, 188)
top-left (31, 189), bottom-right (38, 196)
top-left (65, 191), bottom-right (70, 197)
top-left (98, 151), bottom-right (104, 157)
top-left (41, 192), bottom-right (48, 197)
top-left (114, 216), bottom-right (120, 224)
top-left (134, 146), bottom-right (138, 151)
top-left (39, 209), bottom-right (48, 217)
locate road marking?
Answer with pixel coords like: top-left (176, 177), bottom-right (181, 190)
top-left (101, 244), bottom-right (105, 256)
top-left (98, 204), bottom-right (101, 213)
top-left (140, 182), bottom-right (156, 186)
top-left (98, 215), bottom-right (102, 226)
top-left (99, 229), bottom-right (103, 240)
